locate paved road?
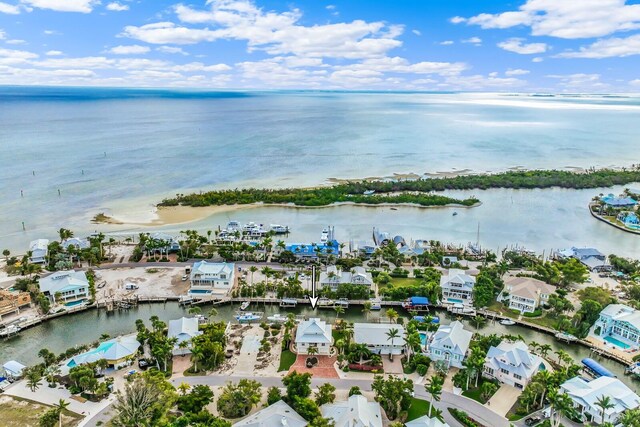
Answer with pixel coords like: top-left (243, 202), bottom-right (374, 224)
top-left (83, 374), bottom-right (510, 427)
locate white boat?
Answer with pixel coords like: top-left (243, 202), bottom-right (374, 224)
top-left (226, 221), bottom-right (241, 231)
top-left (334, 298), bottom-right (349, 308)
top-left (320, 228), bottom-right (329, 243)
top-left (235, 312), bottom-right (262, 322)
top-left (267, 314), bottom-right (288, 323)
top-left (499, 319), bottom-right (516, 326)
top-left (555, 331), bottom-right (578, 342)
top-left (317, 297), bottom-right (334, 308)
top-left (0, 324), bottom-right (21, 337)
top-left (369, 299), bottom-right (382, 310)
top-left (239, 301), bottom-right (250, 311)
top-left (270, 224), bottom-right (289, 234)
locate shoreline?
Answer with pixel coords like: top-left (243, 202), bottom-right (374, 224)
top-left (589, 204), bottom-right (640, 236)
top-left (96, 201), bottom-right (482, 228)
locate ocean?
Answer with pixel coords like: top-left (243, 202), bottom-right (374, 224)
top-left (1, 87), bottom-right (639, 255)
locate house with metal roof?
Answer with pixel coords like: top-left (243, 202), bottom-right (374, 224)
top-left (372, 227), bottom-right (390, 246)
top-left (349, 240), bottom-right (376, 258)
top-left (319, 266), bottom-right (374, 291)
top-left (483, 340), bottom-right (542, 389)
top-left (149, 232), bottom-right (181, 252)
top-left (285, 241), bottom-right (339, 260)
top-left (321, 395), bottom-right (383, 427)
top-left (3, 360), bottom-right (26, 380)
top-left (189, 261), bottom-right (235, 296)
top-left (67, 335), bottom-right (140, 369)
top-left (405, 415), bottom-right (449, 427)
top-left (427, 320), bottom-right (472, 369)
top-left (295, 318), bottom-right (332, 355)
top-left (440, 269), bottom-right (475, 307)
top-left (589, 304), bottom-right (640, 351)
top-left (168, 317), bottom-right (202, 355)
top-left (61, 237), bottom-right (90, 250)
top-left (556, 247), bottom-right (608, 271)
top-left (38, 270), bottom-right (90, 304)
top-left (561, 376), bottom-right (640, 424)
top-left (354, 323), bottom-right (405, 355)
top-left (28, 239), bottom-right (49, 264)
top-left (233, 400), bottom-right (307, 427)
top-left (601, 193), bottom-right (637, 208)
top-left (501, 277), bottom-right (556, 314)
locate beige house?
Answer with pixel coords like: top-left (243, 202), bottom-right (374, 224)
top-left (0, 289), bottom-right (31, 318)
top-left (501, 277), bottom-right (555, 314)
top-left (295, 318), bottom-right (333, 355)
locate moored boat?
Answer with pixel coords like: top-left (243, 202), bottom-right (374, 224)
top-left (369, 299), bottom-right (382, 310)
top-left (555, 331), bottom-right (578, 342)
top-left (270, 224), bottom-right (289, 234)
top-left (235, 312), bottom-right (262, 322)
top-left (499, 319), bottom-right (516, 326)
top-left (334, 298), bottom-right (349, 308)
top-left (320, 227), bottom-right (329, 243)
top-left (266, 314), bottom-right (287, 323)
top-left (239, 301), bottom-right (250, 311)
top-left (317, 297), bottom-right (334, 308)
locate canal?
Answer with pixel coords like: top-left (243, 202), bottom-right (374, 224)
top-left (1, 303), bottom-right (637, 391)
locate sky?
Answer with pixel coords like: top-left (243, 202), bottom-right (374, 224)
top-left (1, 0), bottom-right (640, 91)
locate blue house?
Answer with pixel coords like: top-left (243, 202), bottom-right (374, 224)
top-left (601, 194), bottom-right (637, 208)
top-left (618, 212), bottom-right (640, 230)
top-left (286, 240), bottom-right (339, 259)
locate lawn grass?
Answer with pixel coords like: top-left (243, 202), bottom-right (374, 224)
top-left (278, 349), bottom-right (297, 372)
top-left (522, 314), bottom-right (559, 330)
top-left (389, 277), bottom-right (423, 288)
top-left (461, 378), bottom-right (498, 404)
top-left (0, 395), bottom-right (83, 427)
top-left (406, 398), bottom-right (441, 421)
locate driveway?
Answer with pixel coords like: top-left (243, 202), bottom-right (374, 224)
top-left (486, 384), bottom-right (520, 417)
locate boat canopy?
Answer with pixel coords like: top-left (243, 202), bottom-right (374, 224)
top-left (281, 298), bottom-right (297, 304)
top-left (582, 358), bottom-right (616, 378)
top-left (410, 296), bottom-right (429, 305)
top-left (413, 315), bottom-right (439, 324)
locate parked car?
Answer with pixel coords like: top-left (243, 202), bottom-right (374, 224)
top-left (525, 416), bottom-right (542, 426)
top-left (181, 275), bottom-right (188, 281)
top-left (138, 359), bottom-right (150, 370)
top-left (124, 283), bottom-right (138, 290)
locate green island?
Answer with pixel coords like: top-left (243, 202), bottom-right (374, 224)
top-left (159, 167), bottom-right (640, 208)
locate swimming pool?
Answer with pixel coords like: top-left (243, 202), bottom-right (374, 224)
top-left (604, 335), bottom-right (631, 349)
top-left (420, 332), bottom-right (427, 347)
top-left (447, 298), bottom-right (464, 304)
top-left (65, 299), bottom-right (85, 307)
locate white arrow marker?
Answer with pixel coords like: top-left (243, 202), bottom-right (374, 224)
top-left (308, 265), bottom-right (318, 309)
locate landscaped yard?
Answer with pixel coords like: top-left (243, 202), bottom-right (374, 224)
top-left (461, 378), bottom-right (499, 404)
top-left (406, 398), bottom-right (441, 421)
top-left (389, 277), bottom-right (423, 288)
top-left (278, 349), bottom-right (297, 372)
top-left (0, 395), bottom-right (82, 427)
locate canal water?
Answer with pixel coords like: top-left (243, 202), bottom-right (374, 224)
top-left (0, 303), bottom-right (637, 391)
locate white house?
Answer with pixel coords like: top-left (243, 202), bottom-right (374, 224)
top-left (556, 247), bottom-right (608, 271)
top-left (67, 335), bottom-right (141, 370)
top-left (29, 239), bottom-right (49, 264)
top-left (149, 232), bottom-right (180, 252)
top-left (233, 400), bottom-right (307, 427)
top-left (295, 318), bottom-right (333, 355)
top-left (588, 304), bottom-right (640, 350)
top-left (561, 376), bottom-right (640, 425)
top-left (319, 266), bottom-right (374, 291)
top-left (427, 320), bottom-right (472, 369)
top-left (321, 395), bottom-right (383, 427)
top-left (2, 360), bottom-right (26, 380)
top-left (502, 277), bottom-right (556, 314)
top-left (168, 317), bottom-right (202, 355)
top-left (483, 340), bottom-right (542, 389)
top-left (189, 261), bottom-right (235, 296)
top-left (353, 323), bottom-right (405, 355)
top-left (440, 269), bottom-right (475, 306)
top-left (39, 270), bottom-right (90, 304)
top-left (61, 237), bottom-right (90, 251)
top-left (405, 416), bottom-right (449, 427)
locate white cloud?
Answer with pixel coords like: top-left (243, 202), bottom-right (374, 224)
top-left (6, 39), bottom-right (26, 44)
top-left (461, 37), bottom-right (482, 45)
top-left (0, 2), bottom-right (21, 14)
top-left (630, 79), bottom-right (640, 86)
top-left (532, 57), bottom-right (544, 62)
top-left (0, 47), bottom-right (38, 64)
top-left (108, 45), bottom-right (151, 55)
top-left (106, 2), bottom-right (128, 11)
top-left (326, 5), bottom-right (336, 10)
top-left (124, 1), bottom-right (404, 59)
top-left (498, 38), bottom-right (547, 54)
top-left (156, 46), bottom-right (188, 55)
top-left (333, 56), bottom-right (467, 76)
top-left (440, 40), bottom-right (454, 45)
top-left (556, 34), bottom-right (640, 58)
top-left (450, 16), bottom-right (465, 24)
top-left (412, 30), bottom-right (421, 36)
top-left (45, 50), bottom-right (63, 56)
top-left (170, 62), bottom-right (231, 72)
top-left (442, 73), bottom-right (528, 90)
top-left (43, 30), bottom-right (61, 35)
top-left (21, 0), bottom-right (99, 13)
top-left (462, 0), bottom-right (640, 39)
top-left (547, 73), bottom-right (608, 89)
top-left (505, 68), bottom-right (530, 76)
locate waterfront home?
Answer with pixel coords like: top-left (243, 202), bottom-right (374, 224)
top-left (0, 288), bottom-right (31, 319)
top-left (168, 317), bottom-right (202, 355)
top-left (501, 277), bottom-right (555, 314)
top-left (427, 320), bottom-right (472, 369)
top-left (440, 269), bottom-right (475, 306)
top-left (617, 212), bottom-right (640, 230)
top-left (561, 376), bottom-right (640, 425)
top-left (601, 193), bottom-right (637, 209)
top-left (349, 240), bottom-right (376, 258)
top-left (556, 247), bottom-right (608, 271)
top-left (372, 227), bottom-right (390, 246)
top-left (319, 266), bottom-right (374, 291)
top-left (405, 415), bottom-right (449, 427)
top-left (189, 261), bottom-right (235, 296)
top-left (28, 238), bottom-right (49, 264)
top-left (149, 232), bottom-right (180, 252)
top-left (2, 360), bottom-right (26, 380)
top-left (295, 318), bottom-right (333, 355)
top-left (38, 270), bottom-right (90, 304)
top-left (67, 335), bottom-right (140, 369)
top-left (233, 400), bottom-right (307, 427)
top-left (588, 304), bottom-right (640, 350)
top-left (321, 395), bottom-right (383, 427)
top-left (284, 241), bottom-right (339, 260)
top-left (483, 340), bottom-right (542, 389)
top-left (61, 237), bottom-right (90, 251)
top-left (353, 323), bottom-right (405, 355)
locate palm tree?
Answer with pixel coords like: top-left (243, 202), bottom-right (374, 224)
top-left (405, 332), bottom-right (422, 363)
top-left (54, 399), bottom-right (70, 427)
top-left (595, 395), bottom-right (615, 425)
top-left (26, 368), bottom-right (42, 392)
top-left (112, 378), bottom-right (160, 427)
top-left (249, 266), bottom-right (258, 285)
top-left (188, 306), bottom-right (202, 316)
top-left (208, 307), bottom-right (218, 323)
top-left (549, 391), bottom-right (576, 427)
top-left (362, 301), bottom-right (372, 320)
top-left (334, 305), bottom-right (345, 320)
top-left (386, 308), bottom-right (398, 324)
top-left (386, 328), bottom-right (400, 361)
top-left (178, 382), bottom-right (191, 396)
top-left (351, 343), bottom-right (370, 365)
top-left (425, 376), bottom-right (444, 417)
top-left (308, 346), bottom-right (319, 357)
top-left (538, 344), bottom-right (552, 358)
top-left (619, 408), bottom-right (640, 427)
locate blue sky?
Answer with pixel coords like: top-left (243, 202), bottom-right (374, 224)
top-left (1, 0), bottom-right (640, 91)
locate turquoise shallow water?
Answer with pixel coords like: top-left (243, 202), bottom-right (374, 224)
top-left (1, 88), bottom-right (640, 254)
